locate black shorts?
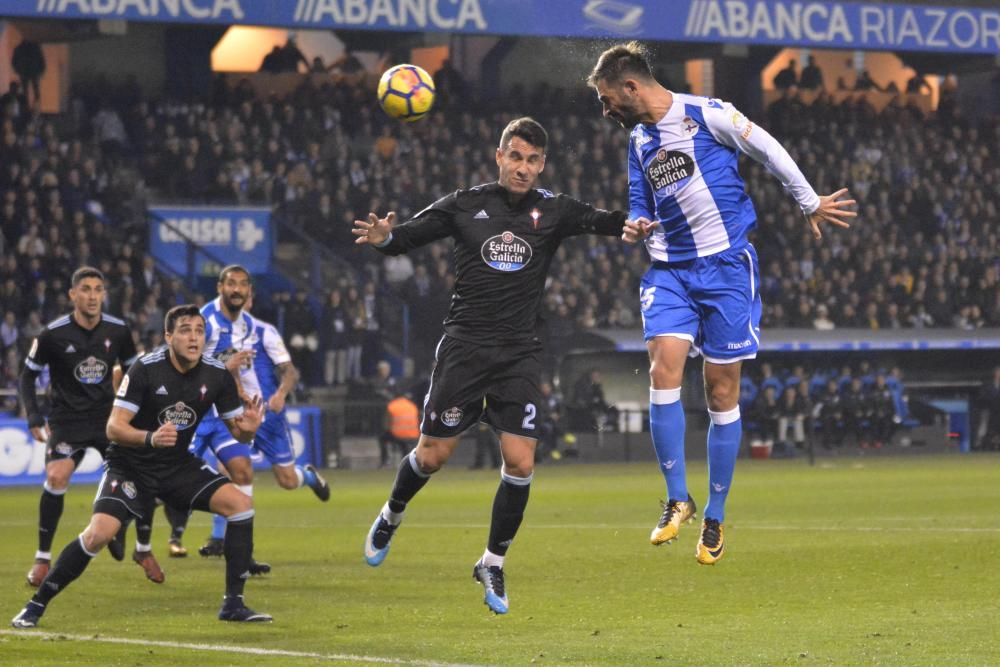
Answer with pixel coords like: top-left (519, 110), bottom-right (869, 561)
top-left (93, 453), bottom-right (229, 522)
top-left (45, 425), bottom-right (112, 467)
top-left (422, 335), bottom-right (543, 439)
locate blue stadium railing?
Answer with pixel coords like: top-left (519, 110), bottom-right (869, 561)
top-left (268, 208), bottom-right (412, 365)
top-left (144, 206), bottom-right (412, 368)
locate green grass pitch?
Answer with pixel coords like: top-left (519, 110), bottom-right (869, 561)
top-left (1, 455), bottom-right (998, 665)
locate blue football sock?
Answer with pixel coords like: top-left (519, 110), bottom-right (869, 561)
top-left (300, 465), bottom-right (318, 488)
top-left (211, 513), bottom-right (227, 541)
top-left (705, 406), bottom-right (742, 523)
top-left (650, 387), bottom-right (688, 502)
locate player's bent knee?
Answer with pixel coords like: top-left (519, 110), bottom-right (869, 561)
top-left (225, 459), bottom-right (254, 485)
top-left (81, 514), bottom-right (122, 552)
top-left (274, 468), bottom-right (298, 489)
top-left (45, 462), bottom-right (75, 489)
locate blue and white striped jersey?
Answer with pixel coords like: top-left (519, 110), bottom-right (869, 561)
top-left (250, 317), bottom-right (292, 407)
top-left (201, 296), bottom-right (262, 402)
top-left (628, 93), bottom-right (820, 263)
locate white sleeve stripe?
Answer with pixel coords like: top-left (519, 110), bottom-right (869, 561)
top-left (113, 399), bottom-right (140, 413)
top-left (219, 406), bottom-right (245, 420)
top-left (25, 359), bottom-right (43, 371)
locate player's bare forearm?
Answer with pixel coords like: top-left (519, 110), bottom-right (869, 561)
top-left (106, 406), bottom-right (177, 448)
top-left (270, 362), bottom-right (299, 412)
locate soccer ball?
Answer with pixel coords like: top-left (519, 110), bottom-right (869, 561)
top-left (377, 64), bottom-right (436, 122)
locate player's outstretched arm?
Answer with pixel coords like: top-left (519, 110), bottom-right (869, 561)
top-left (807, 188), bottom-right (856, 240)
top-left (353, 211), bottom-right (396, 246)
top-left (226, 395), bottom-right (264, 443)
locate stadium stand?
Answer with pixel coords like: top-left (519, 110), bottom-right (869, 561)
top-left (1, 69), bottom-right (997, 395)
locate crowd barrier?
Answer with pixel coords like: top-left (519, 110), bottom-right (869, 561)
top-left (0, 407), bottom-right (323, 487)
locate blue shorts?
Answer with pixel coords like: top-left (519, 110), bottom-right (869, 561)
top-left (252, 411), bottom-right (296, 467)
top-left (192, 416), bottom-right (250, 465)
top-left (640, 244), bottom-right (761, 364)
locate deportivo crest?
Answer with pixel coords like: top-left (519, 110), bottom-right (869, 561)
top-left (681, 115), bottom-right (699, 136)
top-left (646, 150), bottom-right (695, 196)
top-left (481, 231), bottom-right (532, 272)
top-left (441, 407), bottom-right (463, 428)
top-left (74, 356), bottom-right (109, 384)
top-left (158, 401), bottom-right (197, 430)
top-left (122, 481), bottom-right (137, 499)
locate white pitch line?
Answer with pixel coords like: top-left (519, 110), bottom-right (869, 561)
top-left (0, 630), bottom-right (484, 667)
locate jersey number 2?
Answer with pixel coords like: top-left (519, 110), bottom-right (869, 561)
top-left (522, 403), bottom-right (536, 430)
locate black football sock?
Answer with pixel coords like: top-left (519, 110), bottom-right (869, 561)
top-left (32, 537), bottom-right (95, 606)
top-left (223, 513), bottom-right (254, 598)
top-left (135, 505), bottom-right (154, 548)
top-left (164, 503), bottom-right (189, 540)
top-left (38, 486), bottom-right (67, 555)
top-left (387, 450), bottom-right (432, 515)
top-left (487, 471), bottom-right (532, 557)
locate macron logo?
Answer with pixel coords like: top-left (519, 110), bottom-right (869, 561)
top-left (65, 344), bottom-right (76, 353)
top-left (712, 483), bottom-right (727, 492)
top-left (663, 460), bottom-right (677, 470)
top-left (156, 386), bottom-right (168, 395)
top-left (474, 209), bottom-right (489, 220)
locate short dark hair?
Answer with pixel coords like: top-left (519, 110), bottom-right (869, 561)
top-left (71, 266), bottom-right (104, 286)
top-left (499, 117), bottom-right (548, 152)
top-left (587, 41), bottom-right (655, 88)
top-left (164, 304), bottom-right (204, 334)
top-left (218, 264), bottom-right (251, 284)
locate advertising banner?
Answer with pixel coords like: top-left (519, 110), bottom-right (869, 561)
top-left (2, 1), bottom-right (997, 54)
top-left (0, 406), bottom-right (324, 487)
top-left (148, 205), bottom-right (272, 278)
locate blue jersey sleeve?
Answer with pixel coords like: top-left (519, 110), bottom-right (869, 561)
top-left (627, 140), bottom-right (654, 222)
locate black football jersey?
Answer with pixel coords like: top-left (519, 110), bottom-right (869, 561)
top-left (24, 312), bottom-right (139, 427)
top-left (377, 182), bottom-right (626, 343)
top-left (109, 347), bottom-right (243, 469)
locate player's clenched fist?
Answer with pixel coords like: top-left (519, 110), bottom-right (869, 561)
top-left (152, 422), bottom-right (178, 448)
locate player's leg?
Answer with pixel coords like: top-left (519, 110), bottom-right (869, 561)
top-left (364, 434), bottom-right (460, 566)
top-left (473, 430), bottom-right (536, 615)
top-left (13, 467), bottom-right (143, 628)
top-left (647, 336), bottom-right (698, 545)
top-left (700, 360), bottom-right (742, 564)
top-left (641, 265), bottom-right (700, 545)
top-left (130, 498), bottom-right (164, 583)
top-left (30, 448), bottom-right (76, 586)
top-left (261, 414), bottom-right (330, 500)
top-left (170, 457), bottom-right (270, 622)
top-left (163, 502), bottom-right (190, 556)
top-left (12, 512), bottom-right (123, 628)
top-left (194, 423), bottom-right (244, 557)
top-left (364, 335), bottom-right (483, 566)
top-left (694, 244), bottom-right (762, 565)
top-left (470, 345), bottom-right (546, 614)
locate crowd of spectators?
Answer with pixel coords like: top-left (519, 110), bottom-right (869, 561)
top-left (741, 362), bottom-right (912, 452)
top-left (1, 58), bottom-right (998, 397)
